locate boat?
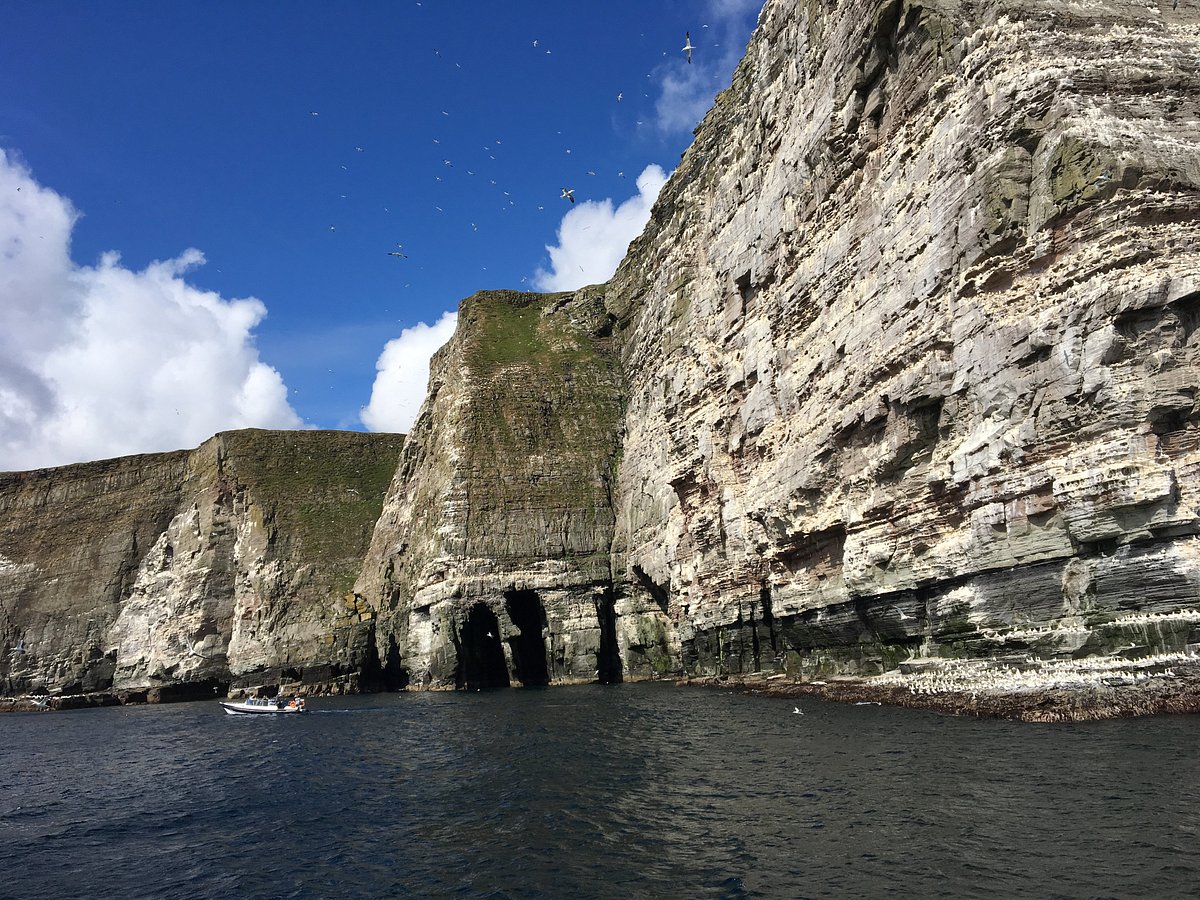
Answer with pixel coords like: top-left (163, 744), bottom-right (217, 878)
top-left (219, 695), bottom-right (307, 715)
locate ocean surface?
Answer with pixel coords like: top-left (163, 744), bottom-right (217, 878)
top-left (2, 683), bottom-right (1199, 899)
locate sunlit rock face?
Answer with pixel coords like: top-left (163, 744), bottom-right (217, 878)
top-left (356, 0), bottom-right (1200, 692)
top-left (0, 430), bottom-right (402, 698)
top-left (603, 0), bottom-right (1200, 678)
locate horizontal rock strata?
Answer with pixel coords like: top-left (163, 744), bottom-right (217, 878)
top-left (355, 288), bottom-right (641, 689)
top-left (605, 0), bottom-right (1200, 695)
top-left (1, 429), bottom-right (402, 700)
top-left (358, 0), bottom-right (1200, 711)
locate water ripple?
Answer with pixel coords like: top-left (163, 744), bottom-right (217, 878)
top-left (3, 686), bottom-right (1200, 897)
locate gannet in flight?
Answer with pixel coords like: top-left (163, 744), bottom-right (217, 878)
top-left (561, 187), bottom-right (575, 203)
top-left (683, 32), bottom-right (695, 64)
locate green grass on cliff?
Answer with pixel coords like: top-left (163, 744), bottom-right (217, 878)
top-left (451, 289), bottom-right (624, 558)
top-left (217, 429), bottom-right (404, 593)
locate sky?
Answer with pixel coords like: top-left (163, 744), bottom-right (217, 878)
top-left (0, 0), bottom-right (761, 471)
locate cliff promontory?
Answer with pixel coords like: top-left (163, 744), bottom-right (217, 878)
top-left (7, 0), bottom-right (1200, 719)
top-left (1, 429), bottom-right (402, 702)
top-left (357, 0), bottom-right (1200, 716)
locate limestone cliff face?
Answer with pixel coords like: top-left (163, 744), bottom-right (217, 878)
top-left (355, 289), bottom-right (635, 689)
top-left (359, 0), bottom-right (1200, 695)
top-left (606, 0), bottom-right (1200, 680)
top-left (1, 429), bottom-right (402, 698)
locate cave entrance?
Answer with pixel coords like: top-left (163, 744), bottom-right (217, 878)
top-left (503, 589), bottom-right (550, 687)
top-left (595, 588), bottom-right (623, 684)
top-left (457, 603), bottom-right (509, 690)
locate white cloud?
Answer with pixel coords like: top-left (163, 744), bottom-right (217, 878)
top-left (533, 164), bottom-right (669, 292)
top-left (360, 310), bottom-right (458, 434)
top-left (0, 150), bottom-right (303, 471)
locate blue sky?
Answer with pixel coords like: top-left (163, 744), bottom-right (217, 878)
top-left (0, 1), bottom-right (760, 470)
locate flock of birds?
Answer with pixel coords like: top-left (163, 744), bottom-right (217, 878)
top-left (877, 650), bottom-right (1196, 697)
top-left (308, 28), bottom-right (708, 265)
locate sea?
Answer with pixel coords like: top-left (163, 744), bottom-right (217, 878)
top-left (2, 682), bottom-right (1198, 899)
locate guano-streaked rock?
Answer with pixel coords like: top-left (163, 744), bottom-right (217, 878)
top-left (1, 430), bottom-right (402, 700)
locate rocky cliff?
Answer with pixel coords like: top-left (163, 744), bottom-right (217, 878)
top-left (355, 288), bottom-right (634, 689)
top-left (1, 429), bottom-right (402, 701)
top-left (358, 0), bottom-right (1200, 709)
top-left (8, 0), bottom-right (1200, 716)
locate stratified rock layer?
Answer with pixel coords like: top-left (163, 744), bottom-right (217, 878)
top-left (1, 429), bottom-right (402, 699)
top-left (360, 0), bottom-right (1200, 702)
top-left (607, 0), bottom-right (1200, 684)
top-left (356, 289), bottom-right (635, 689)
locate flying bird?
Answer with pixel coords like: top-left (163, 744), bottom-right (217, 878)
top-left (793, 706), bottom-right (804, 715)
top-left (561, 187), bottom-right (575, 203)
top-left (683, 31), bottom-right (695, 64)
top-left (387, 250), bottom-right (407, 258)
top-left (9, 639), bottom-right (26, 654)
top-left (617, 92), bottom-right (623, 102)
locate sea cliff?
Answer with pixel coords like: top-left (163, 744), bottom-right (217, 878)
top-left (357, 0), bottom-right (1200, 717)
top-left (7, 0), bottom-right (1200, 720)
top-left (1, 429), bottom-right (402, 703)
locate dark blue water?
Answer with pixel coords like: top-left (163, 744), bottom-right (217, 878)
top-left (2, 683), bottom-right (1199, 899)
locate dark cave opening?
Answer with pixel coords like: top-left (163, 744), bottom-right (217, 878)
top-left (456, 603), bottom-right (509, 690)
top-left (503, 589), bottom-right (550, 686)
top-left (595, 588), bottom-right (623, 684)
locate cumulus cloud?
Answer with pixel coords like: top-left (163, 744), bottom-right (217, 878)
top-left (360, 310), bottom-right (458, 434)
top-left (533, 164), bottom-right (668, 292)
top-left (0, 150), bottom-right (303, 471)
top-left (654, 0), bottom-right (761, 134)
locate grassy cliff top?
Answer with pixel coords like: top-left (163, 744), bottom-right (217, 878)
top-left (214, 429), bottom-right (405, 588)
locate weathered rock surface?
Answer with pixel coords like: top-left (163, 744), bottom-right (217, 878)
top-left (355, 289), bottom-right (633, 689)
top-left (359, 0), bottom-right (1200, 708)
top-left (606, 0), bottom-right (1200, 689)
top-left (7, 0), bottom-right (1200, 717)
top-left (1, 429), bottom-right (402, 699)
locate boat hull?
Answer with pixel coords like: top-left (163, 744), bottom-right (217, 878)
top-left (219, 701), bottom-right (306, 715)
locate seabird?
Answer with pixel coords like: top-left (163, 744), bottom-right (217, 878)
top-left (9, 639), bottom-right (26, 654)
top-left (387, 251), bottom-right (407, 258)
top-left (187, 641), bottom-right (210, 660)
top-left (561, 187), bottom-right (575, 203)
top-left (793, 706), bottom-right (803, 715)
top-left (683, 31), bottom-right (695, 64)
top-left (617, 92), bottom-right (623, 102)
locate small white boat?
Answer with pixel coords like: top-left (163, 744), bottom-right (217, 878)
top-left (219, 695), bottom-right (307, 715)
